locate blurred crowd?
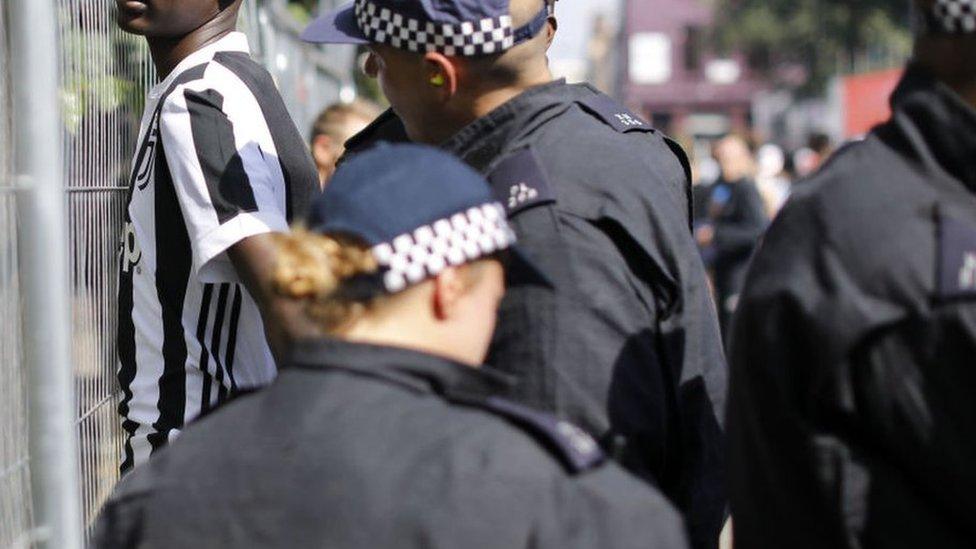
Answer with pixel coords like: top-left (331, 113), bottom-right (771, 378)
top-left (691, 132), bottom-right (834, 336)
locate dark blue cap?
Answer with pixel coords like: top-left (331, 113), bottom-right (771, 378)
top-left (301, 0), bottom-right (550, 57)
top-left (308, 143), bottom-right (549, 294)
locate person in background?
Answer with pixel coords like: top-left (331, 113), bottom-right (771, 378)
top-left (692, 154), bottom-right (721, 222)
top-left (754, 143), bottom-right (792, 218)
top-left (92, 144), bottom-right (690, 549)
top-left (695, 134), bottom-right (768, 336)
top-left (310, 99), bottom-right (381, 187)
top-left (728, 0), bottom-right (976, 546)
top-left (808, 131), bottom-right (835, 166)
top-left (302, 1), bottom-right (728, 547)
top-left (792, 132), bottom-right (835, 180)
top-left (114, 0), bottom-right (319, 471)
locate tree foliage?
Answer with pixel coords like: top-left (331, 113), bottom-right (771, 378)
top-left (713, 0), bottom-right (913, 93)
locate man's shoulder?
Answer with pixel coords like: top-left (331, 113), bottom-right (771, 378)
top-left (780, 134), bottom-right (934, 247)
top-left (445, 397), bottom-right (607, 477)
top-left (527, 85), bottom-right (689, 194)
top-left (525, 101), bottom-right (691, 227)
top-left (159, 52), bottom-right (273, 111)
top-left (744, 135), bottom-right (937, 318)
top-left (265, 369), bottom-right (605, 480)
top-left (535, 85), bottom-right (677, 160)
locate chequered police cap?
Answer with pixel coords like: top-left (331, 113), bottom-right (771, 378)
top-left (371, 202), bottom-right (515, 293)
top-left (932, 0), bottom-right (976, 33)
top-left (354, 0), bottom-right (516, 56)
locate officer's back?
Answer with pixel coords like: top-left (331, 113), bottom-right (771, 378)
top-left (92, 145), bottom-right (688, 549)
top-left (728, 4), bottom-right (976, 547)
top-left (302, 2), bottom-right (728, 547)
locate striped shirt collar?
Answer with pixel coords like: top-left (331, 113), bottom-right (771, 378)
top-left (148, 31), bottom-right (251, 100)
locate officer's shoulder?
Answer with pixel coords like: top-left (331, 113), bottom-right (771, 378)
top-left (752, 135), bottom-right (932, 294)
top-left (786, 134), bottom-right (928, 234)
top-left (555, 85), bottom-right (690, 174)
top-left (448, 396), bottom-right (606, 476)
top-left (571, 85), bottom-right (655, 134)
top-left (486, 147), bottom-right (557, 216)
top-left (566, 86), bottom-right (681, 145)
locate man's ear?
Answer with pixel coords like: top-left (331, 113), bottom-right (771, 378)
top-left (545, 16), bottom-right (557, 48)
top-left (423, 52), bottom-right (459, 98)
top-left (432, 267), bottom-right (465, 320)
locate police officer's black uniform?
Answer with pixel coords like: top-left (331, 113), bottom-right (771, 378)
top-left (93, 339), bottom-right (689, 549)
top-left (346, 81), bottom-right (729, 549)
top-left (728, 67), bottom-right (976, 548)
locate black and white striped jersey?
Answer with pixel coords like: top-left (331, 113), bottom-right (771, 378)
top-left (117, 32), bottom-right (318, 472)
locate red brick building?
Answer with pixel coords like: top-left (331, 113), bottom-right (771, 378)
top-left (620, 0), bottom-right (764, 141)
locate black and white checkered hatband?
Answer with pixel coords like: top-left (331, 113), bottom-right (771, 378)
top-left (930, 0), bottom-right (976, 33)
top-left (371, 202), bottom-right (516, 293)
top-left (354, 0), bottom-right (516, 56)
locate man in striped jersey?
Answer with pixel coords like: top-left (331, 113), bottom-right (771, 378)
top-left (115, 0), bottom-right (319, 471)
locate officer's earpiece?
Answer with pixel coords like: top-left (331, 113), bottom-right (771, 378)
top-left (430, 74), bottom-right (445, 87)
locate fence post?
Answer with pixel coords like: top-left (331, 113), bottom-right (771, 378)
top-left (9, 0), bottom-right (84, 546)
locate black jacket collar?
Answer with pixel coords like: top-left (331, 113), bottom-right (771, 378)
top-left (890, 66), bottom-right (976, 193)
top-left (441, 79), bottom-right (575, 171)
top-left (286, 338), bottom-right (514, 401)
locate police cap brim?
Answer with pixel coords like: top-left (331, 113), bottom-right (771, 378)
top-left (301, 1), bottom-right (369, 45)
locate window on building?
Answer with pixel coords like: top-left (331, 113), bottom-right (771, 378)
top-left (629, 33), bottom-right (672, 85)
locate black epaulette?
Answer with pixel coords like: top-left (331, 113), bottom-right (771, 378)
top-left (576, 92), bottom-right (653, 134)
top-left (938, 207), bottom-right (976, 300)
top-left (451, 394), bottom-right (605, 474)
top-left (577, 91), bottom-right (696, 231)
top-left (487, 147), bottom-right (556, 216)
top-left (337, 108), bottom-right (409, 167)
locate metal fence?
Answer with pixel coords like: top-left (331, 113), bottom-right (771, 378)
top-left (1, 0), bottom-right (356, 545)
top-left (0, 2), bottom-right (34, 547)
top-left (60, 2), bottom-right (156, 531)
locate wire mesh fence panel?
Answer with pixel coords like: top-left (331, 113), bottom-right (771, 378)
top-left (0, 1), bottom-right (36, 546)
top-left (58, 0), bottom-right (155, 530)
top-left (0, 0), bottom-right (357, 539)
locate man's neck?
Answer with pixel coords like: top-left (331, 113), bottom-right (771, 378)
top-left (422, 71), bottom-right (554, 145)
top-left (469, 82), bottom-right (548, 120)
top-left (147, 23), bottom-right (236, 79)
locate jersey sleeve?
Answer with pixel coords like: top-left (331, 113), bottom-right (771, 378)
top-left (158, 83), bottom-right (289, 283)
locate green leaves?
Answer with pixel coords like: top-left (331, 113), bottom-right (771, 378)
top-left (713, 0), bottom-right (912, 94)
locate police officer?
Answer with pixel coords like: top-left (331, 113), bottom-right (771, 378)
top-left (302, 3), bottom-right (728, 548)
top-left (728, 2), bottom-right (976, 547)
top-left (91, 144), bottom-right (689, 549)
